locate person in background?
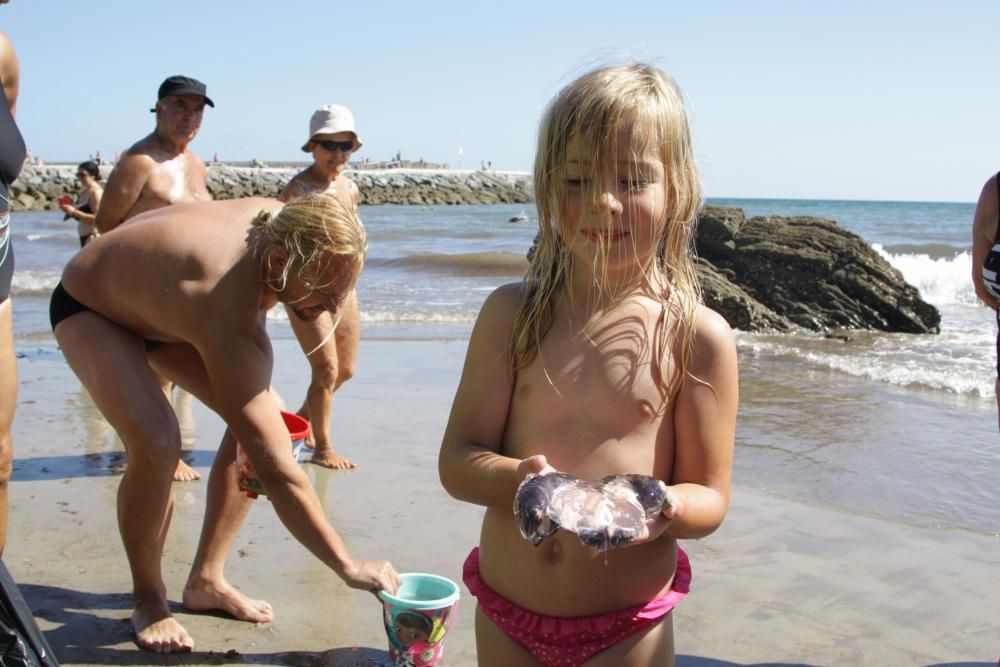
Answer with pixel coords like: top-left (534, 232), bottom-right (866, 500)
top-left (0, 22), bottom-right (26, 556)
top-left (95, 74), bottom-right (214, 481)
top-left (971, 171), bottom-right (1000, 430)
top-left (439, 63), bottom-right (738, 666)
top-left (277, 104), bottom-right (363, 470)
top-left (59, 160), bottom-right (103, 246)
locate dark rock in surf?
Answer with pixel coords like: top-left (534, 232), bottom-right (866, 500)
top-left (695, 205), bottom-right (940, 334)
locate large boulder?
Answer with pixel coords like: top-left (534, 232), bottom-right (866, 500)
top-left (695, 205), bottom-right (940, 333)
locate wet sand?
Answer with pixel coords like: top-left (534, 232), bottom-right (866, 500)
top-left (6, 338), bottom-right (999, 666)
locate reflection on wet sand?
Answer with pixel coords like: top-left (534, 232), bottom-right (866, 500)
top-left (73, 385), bottom-right (202, 477)
top-left (75, 386), bottom-right (125, 475)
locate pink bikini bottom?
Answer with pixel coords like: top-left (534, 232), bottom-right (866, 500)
top-left (462, 546), bottom-right (691, 667)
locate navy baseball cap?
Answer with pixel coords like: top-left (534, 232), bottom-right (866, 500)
top-left (151, 75), bottom-right (215, 111)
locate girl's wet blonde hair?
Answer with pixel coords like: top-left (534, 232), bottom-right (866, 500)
top-left (512, 62), bottom-right (703, 397)
top-left (247, 192), bottom-right (367, 292)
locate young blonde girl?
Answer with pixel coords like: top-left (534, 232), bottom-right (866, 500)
top-left (439, 63), bottom-right (738, 666)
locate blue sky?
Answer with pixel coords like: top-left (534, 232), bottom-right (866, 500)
top-left (3, 1), bottom-right (998, 202)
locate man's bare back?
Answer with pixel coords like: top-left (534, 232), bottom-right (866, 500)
top-left (65, 198), bottom-right (278, 346)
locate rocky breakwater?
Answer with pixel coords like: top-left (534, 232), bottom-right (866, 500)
top-left (696, 205), bottom-right (940, 333)
top-left (351, 169), bottom-right (533, 205)
top-left (8, 165), bottom-right (534, 210)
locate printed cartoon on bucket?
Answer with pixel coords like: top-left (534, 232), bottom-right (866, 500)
top-left (378, 572), bottom-right (460, 667)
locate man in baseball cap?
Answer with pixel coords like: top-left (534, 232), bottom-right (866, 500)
top-left (95, 74), bottom-right (216, 482)
top-left (98, 73), bottom-right (213, 231)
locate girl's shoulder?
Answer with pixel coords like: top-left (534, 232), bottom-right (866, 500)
top-left (689, 304), bottom-right (736, 364)
top-left (473, 282), bottom-right (529, 333)
top-left (481, 281), bottom-right (527, 317)
top-left (693, 303), bottom-right (731, 330)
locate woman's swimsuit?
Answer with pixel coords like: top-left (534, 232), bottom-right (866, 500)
top-left (0, 82), bottom-right (27, 303)
top-left (981, 172), bottom-right (1000, 378)
top-left (76, 201), bottom-right (95, 247)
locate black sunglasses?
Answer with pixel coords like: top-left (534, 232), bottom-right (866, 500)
top-left (315, 139), bottom-right (354, 153)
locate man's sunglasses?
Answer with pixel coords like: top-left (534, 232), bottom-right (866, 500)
top-left (315, 139), bottom-right (354, 153)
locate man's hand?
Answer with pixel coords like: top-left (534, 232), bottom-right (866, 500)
top-left (342, 558), bottom-right (402, 597)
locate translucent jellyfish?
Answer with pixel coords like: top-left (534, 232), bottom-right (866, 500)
top-left (513, 472), bottom-right (671, 551)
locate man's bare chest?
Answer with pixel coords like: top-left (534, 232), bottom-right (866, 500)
top-left (144, 162), bottom-right (209, 206)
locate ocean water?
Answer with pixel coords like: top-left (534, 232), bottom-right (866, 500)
top-left (8, 198), bottom-right (999, 537)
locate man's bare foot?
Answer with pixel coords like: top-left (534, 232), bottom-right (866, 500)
top-left (173, 459), bottom-right (201, 482)
top-left (308, 449), bottom-right (356, 470)
top-left (132, 600), bottom-right (193, 653)
top-left (182, 577), bottom-right (274, 623)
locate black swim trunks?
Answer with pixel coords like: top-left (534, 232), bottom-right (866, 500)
top-left (50, 281), bottom-right (164, 352)
top-left (49, 282), bottom-right (91, 331)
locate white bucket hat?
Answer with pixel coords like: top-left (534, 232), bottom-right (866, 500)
top-left (301, 104), bottom-right (363, 152)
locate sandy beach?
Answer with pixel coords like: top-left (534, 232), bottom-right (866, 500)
top-left (5, 337), bottom-right (999, 666)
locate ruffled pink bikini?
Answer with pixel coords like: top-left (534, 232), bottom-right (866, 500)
top-left (463, 546), bottom-right (691, 667)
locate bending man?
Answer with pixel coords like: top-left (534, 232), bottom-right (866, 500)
top-left (51, 194), bottom-right (399, 653)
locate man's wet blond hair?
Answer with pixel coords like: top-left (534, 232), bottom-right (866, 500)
top-left (248, 192), bottom-right (367, 292)
top-left (512, 62), bottom-right (703, 397)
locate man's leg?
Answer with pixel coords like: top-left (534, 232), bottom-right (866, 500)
top-left (158, 372), bottom-right (201, 482)
top-left (55, 313), bottom-right (191, 653)
top-left (181, 428), bottom-right (273, 621)
top-left (147, 343), bottom-right (273, 622)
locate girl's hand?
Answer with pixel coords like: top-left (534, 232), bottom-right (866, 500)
top-left (625, 487), bottom-right (683, 548)
top-left (516, 454), bottom-right (557, 481)
top-left (59, 203), bottom-right (75, 216)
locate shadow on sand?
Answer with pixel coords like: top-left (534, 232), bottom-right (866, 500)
top-left (18, 582), bottom-right (393, 666)
top-left (11, 450), bottom-right (216, 481)
top-left (11, 583), bottom-right (999, 667)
